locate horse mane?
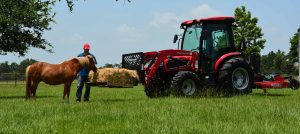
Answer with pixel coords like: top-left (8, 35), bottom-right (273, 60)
top-left (74, 57), bottom-right (89, 67)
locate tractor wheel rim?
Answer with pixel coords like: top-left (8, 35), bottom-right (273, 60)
top-left (181, 79), bottom-right (196, 96)
top-left (232, 67), bottom-right (249, 91)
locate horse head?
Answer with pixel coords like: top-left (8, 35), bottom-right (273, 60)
top-left (86, 55), bottom-right (98, 72)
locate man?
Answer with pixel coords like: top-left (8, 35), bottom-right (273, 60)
top-left (76, 43), bottom-right (97, 102)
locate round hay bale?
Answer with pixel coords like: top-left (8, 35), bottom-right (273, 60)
top-left (88, 68), bottom-right (139, 87)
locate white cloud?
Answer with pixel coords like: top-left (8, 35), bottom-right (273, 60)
top-left (118, 24), bottom-right (137, 33)
top-left (117, 24), bottom-right (142, 42)
top-left (189, 4), bottom-right (223, 19)
top-left (149, 4), bottom-right (223, 28)
top-left (149, 12), bottom-right (182, 28)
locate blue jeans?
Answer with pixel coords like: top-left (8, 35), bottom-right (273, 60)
top-left (76, 76), bottom-right (90, 101)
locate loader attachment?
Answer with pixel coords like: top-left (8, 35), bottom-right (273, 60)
top-left (122, 52), bottom-right (145, 84)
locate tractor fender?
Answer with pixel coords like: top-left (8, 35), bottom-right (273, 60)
top-left (214, 52), bottom-right (241, 73)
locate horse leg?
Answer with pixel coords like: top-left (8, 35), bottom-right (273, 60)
top-left (66, 82), bottom-right (72, 99)
top-left (63, 82), bottom-right (72, 103)
top-left (62, 85), bottom-right (67, 102)
top-left (31, 81), bottom-right (40, 99)
top-left (25, 80), bottom-right (31, 99)
top-left (25, 67), bottom-right (32, 99)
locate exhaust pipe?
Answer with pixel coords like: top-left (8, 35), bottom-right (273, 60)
top-left (298, 27), bottom-right (300, 80)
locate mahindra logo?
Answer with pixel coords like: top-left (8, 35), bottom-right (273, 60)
top-left (176, 52), bottom-right (191, 55)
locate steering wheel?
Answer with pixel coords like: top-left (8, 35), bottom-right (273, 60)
top-left (191, 47), bottom-right (199, 52)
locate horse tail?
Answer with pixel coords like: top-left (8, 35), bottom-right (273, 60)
top-left (25, 65), bottom-right (32, 99)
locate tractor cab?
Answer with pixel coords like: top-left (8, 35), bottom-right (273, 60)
top-left (175, 17), bottom-right (236, 74)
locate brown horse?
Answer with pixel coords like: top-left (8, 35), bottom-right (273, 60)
top-left (25, 56), bottom-right (97, 101)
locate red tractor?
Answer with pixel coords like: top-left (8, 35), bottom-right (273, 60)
top-left (122, 16), bottom-right (295, 97)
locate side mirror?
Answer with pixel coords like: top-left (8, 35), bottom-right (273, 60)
top-left (173, 34), bottom-right (178, 44)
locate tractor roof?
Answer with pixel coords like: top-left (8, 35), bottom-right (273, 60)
top-left (181, 16), bottom-right (235, 26)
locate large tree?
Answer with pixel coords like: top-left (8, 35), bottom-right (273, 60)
top-left (287, 32), bottom-right (299, 75)
top-left (288, 33), bottom-right (299, 64)
top-left (1, 0), bottom-right (53, 56)
top-left (0, 0), bottom-right (78, 56)
top-left (0, 0), bottom-right (130, 56)
top-left (234, 6), bottom-right (266, 56)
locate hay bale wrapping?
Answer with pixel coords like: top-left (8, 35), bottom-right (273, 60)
top-left (88, 68), bottom-right (139, 87)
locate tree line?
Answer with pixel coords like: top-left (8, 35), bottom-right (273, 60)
top-left (261, 33), bottom-right (299, 75)
top-left (0, 59), bottom-right (122, 74)
top-left (261, 50), bottom-right (296, 75)
top-left (0, 59), bottom-right (37, 74)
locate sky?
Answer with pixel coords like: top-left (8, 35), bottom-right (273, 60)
top-left (1, 0), bottom-right (299, 66)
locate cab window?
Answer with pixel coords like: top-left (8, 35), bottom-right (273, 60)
top-left (182, 25), bottom-right (202, 52)
top-left (212, 30), bottom-right (230, 51)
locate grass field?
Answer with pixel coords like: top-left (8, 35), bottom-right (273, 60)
top-left (1, 83), bottom-right (300, 133)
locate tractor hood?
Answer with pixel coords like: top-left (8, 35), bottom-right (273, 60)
top-left (143, 49), bottom-right (194, 60)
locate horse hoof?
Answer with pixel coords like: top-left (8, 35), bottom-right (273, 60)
top-left (61, 99), bottom-right (70, 103)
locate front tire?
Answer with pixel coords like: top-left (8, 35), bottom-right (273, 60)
top-left (218, 58), bottom-right (253, 95)
top-left (144, 77), bottom-right (170, 98)
top-left (171, 71), bottom-right (201, 97)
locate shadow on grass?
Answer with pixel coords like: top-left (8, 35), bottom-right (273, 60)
top-left (96, 98), bottom-right (142, 103)
top-left (250, 93), bottom-right (291, 97)
top-left (0, 95), bottom-right (58, 100)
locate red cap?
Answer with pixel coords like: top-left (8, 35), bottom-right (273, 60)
top-left (83, 43), bottom-right (90, 50)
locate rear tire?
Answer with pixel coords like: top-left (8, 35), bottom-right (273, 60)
top-left (218, 58), bottom-right (253, 95)
top-left (171, 71), bottom-right (201, 97)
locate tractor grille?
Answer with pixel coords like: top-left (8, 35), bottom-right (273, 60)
top-left (122, 52), bottom-right (144, 70)
top-left (122, 52), bottom-right (145, 83)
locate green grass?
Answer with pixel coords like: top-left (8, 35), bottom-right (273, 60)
top-left (1, 83), bottom-right (300, 133)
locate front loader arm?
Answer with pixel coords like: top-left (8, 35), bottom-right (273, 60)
top-left (145, 53), bottom-right (163, 85)
top-left (145, 50), bottom-right (194, 85)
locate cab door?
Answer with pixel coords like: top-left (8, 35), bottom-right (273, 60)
top-left (200, 23), bottom-right (235, 73)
